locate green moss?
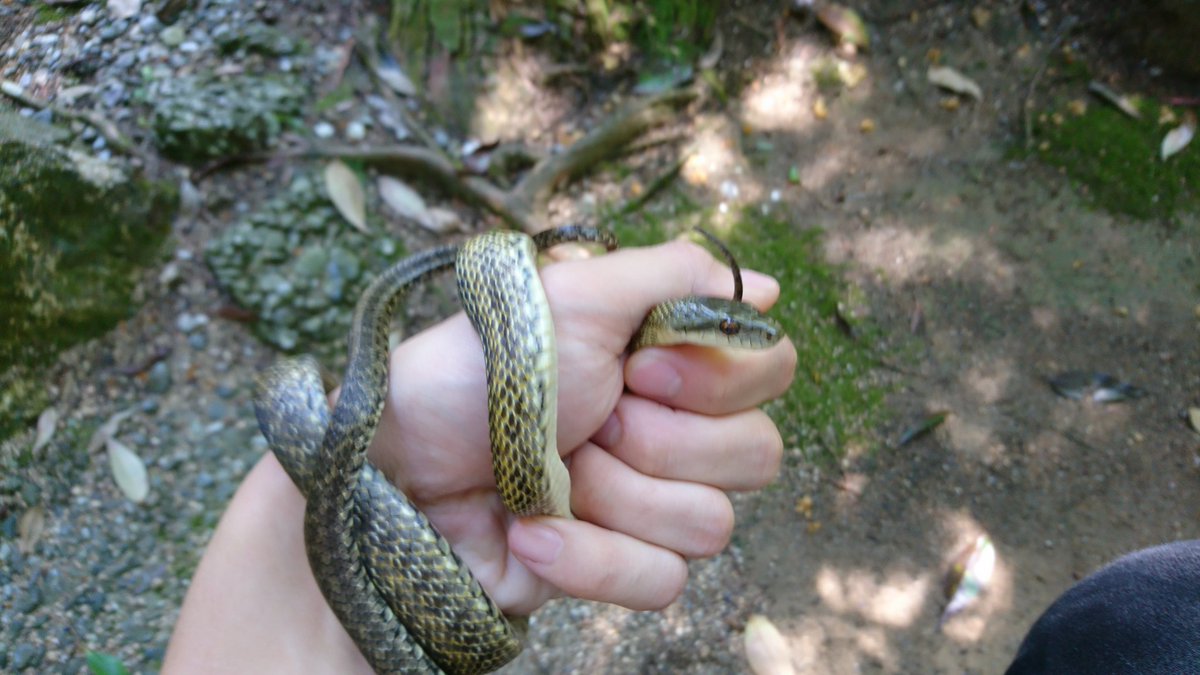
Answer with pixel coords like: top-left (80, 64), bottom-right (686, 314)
top-left (1034, 99), bottom-right (1200, 220)
top-left (146, 74), bottom-right (303, 164)
top-left (0, 129), bottom-right (178, 440)
top-left (612, 210), bottom-right (885, 464)
top-left (34, 3), bottom-right (75, 23)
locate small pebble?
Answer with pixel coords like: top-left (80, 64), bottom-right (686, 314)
top-left (345, 120), bottom-right (366, 141)
top-left (187, 332), bottom-right (208, 350)
top-left (159, 25), bottom-right (185, 47)
top-left (205, 400), bottom-right (227, 421)
top-left (10, 643), bottom-right (44, 670)
top-left (146, 361), bottom-right (172, 394)
top-left (313, 121), bottom-right (335, 139)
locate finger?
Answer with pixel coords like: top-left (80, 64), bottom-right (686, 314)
top-left (508, 516), bottom-right (687, 611)
top-left (592, 397), bottom-right (782, 491)
top-left (540, 239), bottom-right (782, 343)
top-left (625, 337), bottom-right (797, 415)
top-left (569, 443), bottom-right (733, 558)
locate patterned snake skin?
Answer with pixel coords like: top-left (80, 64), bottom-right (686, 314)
top-left (253, 226), bottom-right (783, 673)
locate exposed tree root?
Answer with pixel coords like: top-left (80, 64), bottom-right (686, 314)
top-left (195, 88), bottom-right (695, 234)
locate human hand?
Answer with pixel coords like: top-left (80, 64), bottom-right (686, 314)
top-left (165, 238), bottom-right (796, 673)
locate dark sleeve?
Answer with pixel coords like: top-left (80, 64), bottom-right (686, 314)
top-left (1006, 539), bottom-right (1200, 675)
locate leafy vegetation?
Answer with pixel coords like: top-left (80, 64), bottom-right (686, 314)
top-left (611, 208), bottom-right (885, 464)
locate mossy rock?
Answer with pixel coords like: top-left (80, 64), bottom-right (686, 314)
top-left (146, 73), bottom-right (303, 163)
top-left (205, 172), bottom-right (405, 360)
top-left (0, 112), bottom-right (178, 438)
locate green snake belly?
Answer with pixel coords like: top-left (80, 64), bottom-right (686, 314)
top-left (254, 227), bottom-right (783, 674)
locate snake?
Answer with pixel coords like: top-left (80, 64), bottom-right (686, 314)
top-left (253, 225), bottom-right (784, 674)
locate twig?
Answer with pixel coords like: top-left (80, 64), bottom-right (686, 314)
top-left (506, 88), bottom-right (696, 228)
top-left (603, 154), bottom-right (686, 221)
top-left (1, 80), bottom-right (146, 160)
top-left (195, 143), bottom-right (527, 229)
top-left (197, 89), bottom-right (695, 234)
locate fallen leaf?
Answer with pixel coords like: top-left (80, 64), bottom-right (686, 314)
top-left (107, 0), bottom-right (142, 20)
top-left (940, 535), bottom-right (996, 626)
top-left (927, 66), bottom-right (983, 100)
top-left (324, 160), bottom-right (369, 234)
top-left (1161, 111), bottom-right (1196, 161)
top-left (18, 505), bottom-right (46, 554)
top-left (812, 96), bottom-right (828, 120)
top-left (107, 438), bottom-right (150, 503)
top-left (87, 408), bottom-right (136, 454)
top-left (1088, 81), bottom-right (1141, 120)
top-left (896, 410), bottom-right (949, 448)
top-left (814, 2), bottom-right (869, 49)
top-left (85, 652), bottom-right (131, 675)
top-left (744, 615), bottom-right (795, 675)
top-left (425, 206), bottom-right (464, 234)
top-left (32, 406), bottom-right (58, 454)
top-left (377, 176), bottom-right (433, 229)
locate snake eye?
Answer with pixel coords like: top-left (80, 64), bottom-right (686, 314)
top-left (719, 318), bottom-right (740, 336)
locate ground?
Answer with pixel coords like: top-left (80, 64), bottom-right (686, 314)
top-left (1, 1), bottom-right (1198, 673)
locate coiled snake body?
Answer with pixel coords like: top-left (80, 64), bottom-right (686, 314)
top-left (254, 226), bottom-right (783, 674)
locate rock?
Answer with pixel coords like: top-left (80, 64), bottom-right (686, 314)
top-left (10, 643), bottom-right (43, 670)
top-left (212, 23), bottom-right (298, 56)
top-left (15, 586), bottom-right (41, 613)
top-left (146, 362), bottom-right (172, 394)
top-left (313, 121), bottom-right (335, 139)
top-left (204, 172), bottom-right (405, 359)
top-left (147, 74), bottom-right (302, 163)
top-left (159, 25), bottom-right (185, 48)
top-left (187, 332), bottom-right (208, 350)
top-left (345, 120), bottom-right (366, 141)
top-left (0, 112), bottom-right (177, 440)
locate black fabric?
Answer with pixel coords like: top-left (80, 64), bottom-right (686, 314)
top-left (1007, 540), bottom-right (1200, 674)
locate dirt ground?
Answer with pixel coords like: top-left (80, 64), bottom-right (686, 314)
top-left (4, 1), bottom-right (1199, 673)
top-left (506, 3), bottom-right (1200, 673)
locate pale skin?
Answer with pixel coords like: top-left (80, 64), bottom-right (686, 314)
top-left (164, 239), bottom-right (798, 673)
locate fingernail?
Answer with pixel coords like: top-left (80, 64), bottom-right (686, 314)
top-left (593, 412), bottom-right (621, 448)
top-left (627, 353), bottom-right (683, 400)
top-left (511, 521), bottom-right (563, 565)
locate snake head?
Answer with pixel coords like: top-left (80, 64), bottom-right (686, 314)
top-left (632, 296), bottom-right (785, 351)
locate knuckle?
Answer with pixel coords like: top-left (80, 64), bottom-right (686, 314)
top-left (688, 495), bottom-right (734, 558)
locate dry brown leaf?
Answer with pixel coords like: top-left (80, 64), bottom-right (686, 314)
top-left (744, 615), bottom-right (795, 675)
top-left (107, 438), bottom-right (150, 503)
top-left (324, 160), bottom-right (369, 234)
top-left (18, 505), bottom-right (46, 554)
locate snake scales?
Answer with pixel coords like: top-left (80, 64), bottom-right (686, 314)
top-left (253, 226), bottom-right (783, 674)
